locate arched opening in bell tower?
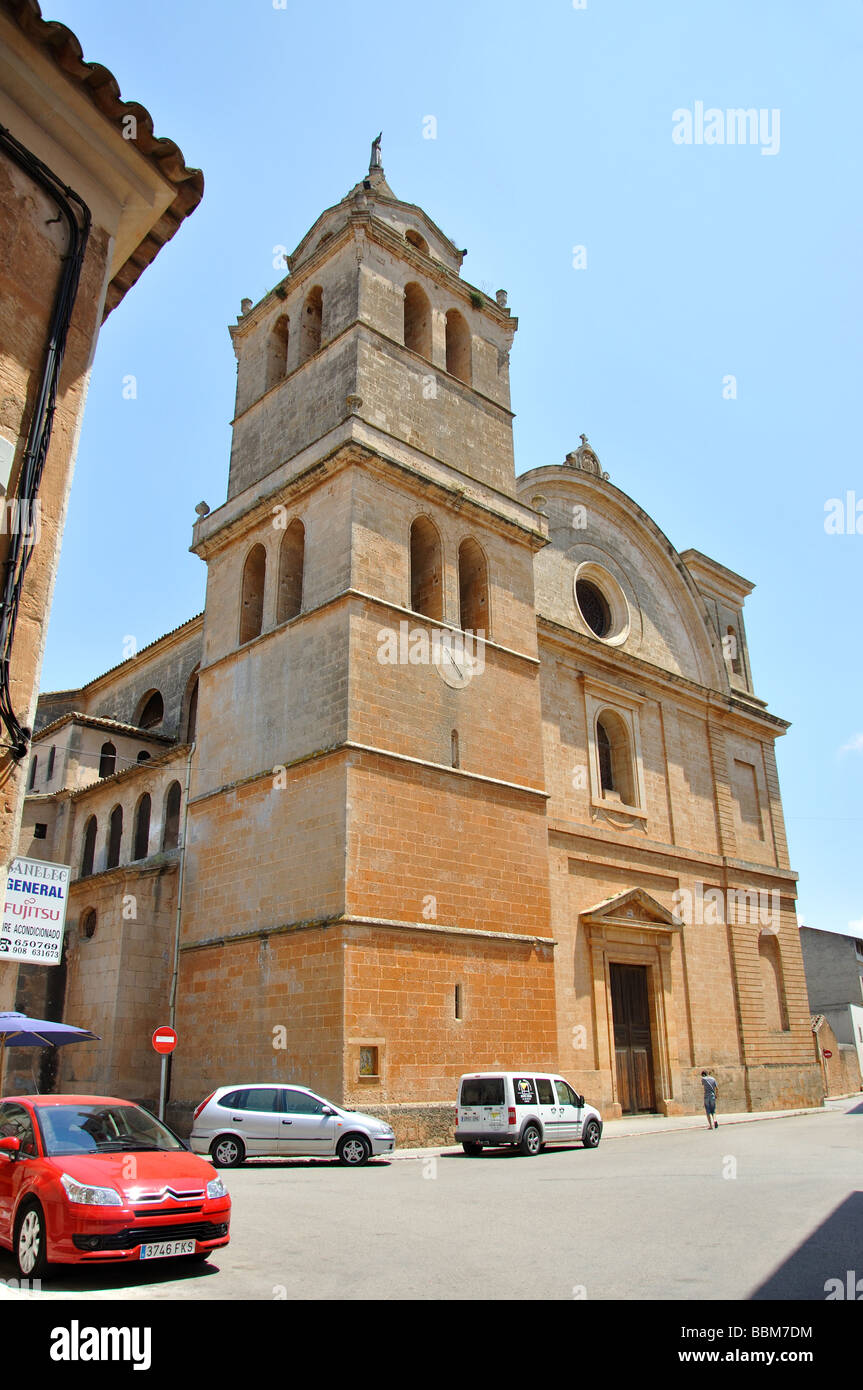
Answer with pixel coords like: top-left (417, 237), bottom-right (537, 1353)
top-left (410, 516), bottom-right (443, 620)
top-left (404, 282), bottom-right (432, 360)
top-left (445, 308), bottom-right (471, 384)
top-left (298, 286), bottom-right (323, 364)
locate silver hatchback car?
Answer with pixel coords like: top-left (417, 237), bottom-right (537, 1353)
top-left (190, 1084), bottom-right (395, 1167)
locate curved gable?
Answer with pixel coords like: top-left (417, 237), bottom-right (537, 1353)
top-left (519, 465), bottom-right (728, 691)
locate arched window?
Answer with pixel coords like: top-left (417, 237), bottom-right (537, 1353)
top-left (46, 746), bottom-right (56, 782)
top-left (298, 286), bottom-right (322, 364)
top-left (404, 282), bottom-right (432, 359)
top-left (137, 690), bottom-right (164, 729)
top-left (133, 794), bottom-right (151, 861)
top-left (28, 755), bottom-right (37, 790)
top-left (106, 805), bottom-right (123, 870)
top-left (759, 932), bottom-right (789, 1031)
top-left (410, 517), bottom-right (443, 620)
top-left (79, 907), bottom-right (97, 941)
top-left (99, 742), bottom-right (117, 778)
top-left (405, 228), bottom-right (429, 255)
top-left (80, 816), bottom-right (97, 878)
top-left (162, 781), bottom-right (182, 851)
top-left (445, 309), bottom-right (471, 384)
top-left (596, 710), bottom-right (636, 806)
top-left (458, 537), bottom-right (489, 635)
top-left (277, 519), bottom-right (305, 623)
top-left (184, 676), bottom-right (199, 742)
top-left (137, 750), bottom-right (151, 764)
top-left (266, 314), bottom-right (290, 390)
top-left (240, 543), bottom-right (267, 644)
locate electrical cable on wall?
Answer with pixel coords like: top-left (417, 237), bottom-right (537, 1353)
top-left (0, 123), bottom-right (91, 761)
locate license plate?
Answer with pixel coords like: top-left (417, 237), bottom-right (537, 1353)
top-left (139, 1239), bottom-right (196, 1260)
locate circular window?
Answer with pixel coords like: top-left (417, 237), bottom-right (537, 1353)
top-left (575, 579), bottom-right (611, 637)
top-left (573, 563), bottom-right (630, 646)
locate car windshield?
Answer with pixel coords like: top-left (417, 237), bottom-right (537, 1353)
top-left (36, 1104), bottom-right (185, 1156)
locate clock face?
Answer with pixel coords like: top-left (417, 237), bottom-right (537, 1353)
top-left (437, 640), bottom-right (473, 689)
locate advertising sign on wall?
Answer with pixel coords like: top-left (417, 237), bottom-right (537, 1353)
top-left (1, 857), bottom-right (71, 965)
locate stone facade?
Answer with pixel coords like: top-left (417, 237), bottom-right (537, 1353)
top-left (8, 151), bottom-right (824, 1142)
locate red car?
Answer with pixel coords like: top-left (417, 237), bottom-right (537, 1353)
top-left (0, 1094), bottom-right (230, 1279)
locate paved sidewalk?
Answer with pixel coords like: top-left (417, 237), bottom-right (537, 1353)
top-left (390, 1101), bottom-right (846, 1160)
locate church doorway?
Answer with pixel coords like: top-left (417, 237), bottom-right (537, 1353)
top-left (609, 962), bottom-right (657, 1114)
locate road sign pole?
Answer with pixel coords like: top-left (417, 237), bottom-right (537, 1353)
top-left (152, 1026), bottom-right (178, 1121)
top-left (159, 1053), bottom-right (168, 1122)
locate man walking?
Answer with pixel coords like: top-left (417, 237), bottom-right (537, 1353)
top-left (701, 1070), bottom-right (718, 1129)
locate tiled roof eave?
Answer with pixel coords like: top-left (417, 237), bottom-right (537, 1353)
top-left (1, 0), bottom-right (204, 320)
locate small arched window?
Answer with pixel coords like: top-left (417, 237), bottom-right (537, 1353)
top-left (28, 755), bottom-right (38, 790)
top-left (137, 691), bottom-right (164, 729)
top-left (298, 286), bottom-right (322, 364)
top-left (46, 746), bottom-right (56, 782)
top-left (266, 314), bottom-right (290, 390)
top-left (240, 544), bottom-right (267, 644)
top-left (759, 932), bottom-right (789, 1031)
top-left (458, 537), bottom-right (489, 635)
top-left (80, 816), bottom-right (97, 878)
top-left (445, 309), bottom-right (471, 384)
top-left (137, 751), bottom-right (151, 764)
top-left (277, 519), bottom-right (305, 623)
top-left (596, 710), bottom-right (636, 806)
top-left (99, 742), bottom-right (117, 778)
top-left (404, 282), bottom-right (432, 359)
top-left (405, 228), bottom-right (429, 255)
top-left (163, 781), bottom-right (182, 851)
top-left (106, 805), bottom-right (123, 870)
top-left (133, 794), bottom-right (151, 861)
top-left (410, 517), bottom-right (443, 620)
top-left (185, 676), bottom-right (199, 742)
top-left (79, 907), bottom-right (97, 941)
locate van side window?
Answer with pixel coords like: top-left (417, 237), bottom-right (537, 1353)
top-left (536, 1078), bottom-right (555, 1105)
top-left (555, 1079), bottom-right (577, 1107)
top-left (514, 1077), bottom-right (537, 1105)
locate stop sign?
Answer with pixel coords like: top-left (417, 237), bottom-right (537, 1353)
top-left (152, 1026), bottom-right (178, 1055)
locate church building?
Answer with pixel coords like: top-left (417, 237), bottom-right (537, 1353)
top-left (9, 147), bottom-right (822, 1140)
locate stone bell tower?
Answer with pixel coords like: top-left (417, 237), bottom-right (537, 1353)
top-left (172, 143), bottom-right (557, 1128)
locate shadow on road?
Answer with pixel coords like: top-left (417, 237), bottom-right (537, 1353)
top-left (749, 1192), bottom-right (863, 1299)
top-left (0, 1244), bottom-right (223, 1294)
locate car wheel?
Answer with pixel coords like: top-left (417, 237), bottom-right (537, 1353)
top-left (519, 1124), bottom-right (542, 1157)
top-left (15, 1201), bottom-right (48, 1280)
top-left (582, 1120), bottom-right (601, 1149)
top-left (461, 1141), bottom-right (483, 1156)
top-left (337, 1134), bottom-right (371, 1166)
top-left (210, 1134), bottom-right (245, 1168)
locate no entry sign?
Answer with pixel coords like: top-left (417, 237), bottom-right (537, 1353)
top-left (152, 1026), bottom-right (178, 1055)
top-left (823, 1049), bottom-right (833, 1059)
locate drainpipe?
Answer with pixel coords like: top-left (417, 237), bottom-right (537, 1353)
top-left (159, 740), bottom-right (195, 1121)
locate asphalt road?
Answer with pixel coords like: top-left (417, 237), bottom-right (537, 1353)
top-left (2, 1106), bottom-right (861, 1301)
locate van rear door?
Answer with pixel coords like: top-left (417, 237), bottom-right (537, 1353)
top-left (458, 1076), bottom-right (507, 1133)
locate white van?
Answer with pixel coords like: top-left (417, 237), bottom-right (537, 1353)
top-left (456, 1071), bottom-right (603, 1156)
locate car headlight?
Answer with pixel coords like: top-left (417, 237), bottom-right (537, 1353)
top-left (60, 1172), bottom-right (123, 1206)
top-left (207, 1176), bottom-right (227, 1199)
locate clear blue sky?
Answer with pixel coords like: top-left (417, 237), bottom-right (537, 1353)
top-left (39, 1), bottom-right (862, 936)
